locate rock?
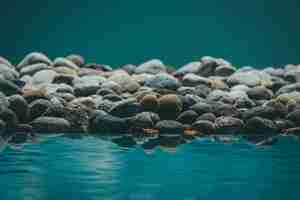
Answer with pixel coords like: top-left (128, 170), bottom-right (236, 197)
top-left (29, 99), bottom-right (53, 120)
top-left (190, 102), bottom-right (212, 115)
top-left (197, 113), bottom-right (216, 122)
top-left (78, 68), bottom-right (103, 76)
top-left (231, 84), bottom-right (250, 92)
top-left (0, 92), bottom-right (9, 112)
top-left (128, 112), bottom-right (160, 129)
top-left (103, 93), bottom-right (123, 102)
top-left (8, 95), bottom-right (29, 123)
top-left (135, 59), bottom-right (166, 74)
top-left (215, 116), bottom-right (244, 134)
top-left (158, 94), bottom-right (183, 120)
top-left (69, 97), bottom-right (96, 109)
top-left (43, 83), bottom-right (74, 95)
top-left (247, 86), bottom-right (273, 100)
top-left (177, 87), bottom-right (196, 96)
top-left (264, 67), bottom-right (285, 77)
top-left (176, 110), bottom-right (198, 124)
top-left (97, 100), bottom-right (116, 112)
top-left (30, 117), bottom-right (71, 133)
top-left (198, 56), bottom-right (219, 77)
top-left (88, 111), bottom-right (129, 133)
top-left (144, 73), bottom-right (181, 90)
top-left (66, 54), bottom-right (85, 67)
top-left (155, 120), bottom-right (184, 135)
top-left (96, 88), bottom-right (116, 96)
top-left (194, 84), bottom-right (212, 98)
top-left (180, 94), bottom-right (204, 111)
top-left (0, 108), bottom-right (18, 131)
top-left (32, 70), bottom-right (57, 85)
top-left (234, 96), bottom-right (256, 109)
top-left (53, 57), bottom-right (80, 71)
top-left (108, 70), bottom-right (140, 93)
top-left (73, 76), bottom-right (106, 97)
top-left (0, 120), bottom-right (5, 134)
top-left (0, 64), bottom-right (19, 81)
top-left (286, 110), bottom-right (300, 126)
top-left (17, 52), bottom-right (52, 70)
top-left (53, 66), bottom-right (78, 76)
top-left (131, 73), bottom-right (155, 85)
top-left (73, 75), bottom-right (106, 86)
top-left (192, 120), bottom-right (215, 134)
top-left (242, 104), bottom-right (286, 120)
top-left (174, 62), bottom-right (202, 76)
top-left (215, 65), bottom-right (236, 76)
top-left (182, 73), bottom-right (210, 87)
top-left (20, 63), bottom-right (52, 76)
top-left (109, 98), bottom-right (141, 118)
top-left (84, 63), bottom-right (112, 72)
top-left (276, 83), bottom-right (300, 96)
top-left (274, 119), bottom-right (295, 131)
top-left (206, 90), bottom-right (228, 101)
top-left (139, 94), bottom-right (159, 112)
top-left (100, 80), bottom-right (122, 94)
top-left (0, 56), bottom-right (12, 67)
top-left (284, 67), bottom-right (300, 82)
top-left (227, 70), bottom-right (272, 87)
top-left (0, 78), bottom-right (22, 96)
top-left (245, 117), bottom-right (278, 134)
top-left (121, 64), bottom-right (137, 74)
top-left (10, 124), bottom-right (33, 144)
top-left (210, 102), bottom-right (239, 117)
top-left (53, 74), bottom-right (74, 86)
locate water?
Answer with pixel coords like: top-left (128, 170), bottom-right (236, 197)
top-left (1, 135), bottom-right (300, 200)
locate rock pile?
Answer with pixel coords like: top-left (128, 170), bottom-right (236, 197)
top-left (0, 53), bottom-right (300, 139)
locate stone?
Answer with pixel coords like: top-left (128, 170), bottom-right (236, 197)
top-left (230, 84), bottom-right (250, 92)
top-left (32, 70), bottom-right (57, 85)
top-left (139, 94), bottom-right (159, 112)
top-left (69, 97), bottom-right (96, 109)
top-left (234, 96), bottom-right (256, 109)
top-left (155, 120), bottom-right (184, 135)
top-left (198, 56), bottom-right (219, 77)
top-left (264, 67), bottom-right (285, 77)
top-left (103, 93), bottom-right (123, 102)
top-left (88, 111), bottom-right (129, 133)
top-left (121, 64), bottom-right (137, 74)
top-left (177, 87), bottom-right (196, 96)
top-left (247, 86), bottom-right (273, 100)
top-left (17, 52), bottom-right (52, 70)
top-left (30, 117), bottom-right (71, 133)
top-left (96, 88), bottom-right (116, 96)
top-left (215, 65), bottom-right (236, 76)
top-left (182, 73), bottom-right (210, 87)
top-left (8, 95), bottom-right (29, 123)
top-left (109, 98), bottom-right (141, 118)
top-left (84, 63), bottom-right (112, 72)
top-left (192, 120), bottom-right (215, 134)
top-left (245, 117), bottom-right (278, 134)
top-left (53, 66), bottom-right (78, 76)
top-left (43, 83), bottom-right (74, 95)
top-left (210, 102), bottom-right (239, 117)
top-left (134, 59), bottom-right (166, 74)
top-left (20, 63), bottom-right (52, 76)
top-left (53, 57), bottom-right (80, 71)
top-left (276, 83), bottom-right (300, 96)
top-left (29, 99), bottom-right (53, 120)
top-left (131, 73), bottom-right (155, 85)
top-left (0, 78), bottom-right (22, 96)
top-left (197, 113), bottom-right (216, 122)
top-left (276, 91), bottom-right (300, 104)
top-left (100, 80), bottom-right (122, 94)
top-left (128, 112), bottom-right (160, 129)
top-left (0, 64), bottom-right (19, 81)
top-left (158, 94), bottom-right (183, 120)
top-left (215, 116), bottom-right (244, 134)
top-left (97, 100), bottom-right (116, 112)
top-left (0, 56), bottom-right (12, 67)
top-left (53, 74), bottom-right (75, 86)
top-left (144, 73), bottom-right (181, 90)
top-left (284, 67), bottom-right (300, 82)
top-left (206, 90), bottom-right (228, 101)
top-left (73, 75), bottom-right (106, 97)
top-left (227, 70), bottom-right (272, 87)
top-left (0, 92), bottom-right (9, 113)
top-left (108, 70), bottom-right (140, 92)
top-left (242, 105), bottom-right (286, 120)
top-left (66, 54), bottom-right (85, 67)
top-left (174, 62), bottom-right (202, 76)
top-left (190, 102), bottom-right (212, 115)
top-left (176, 110), bottom-right (199, 124)
top-left (286, 110), bottom-right (300, 126)
top-left (0, 120), bottom-right (5, 134)
top-left (0, 108), bottom-right (18, 131)
top-left (194, 84), bottom-right (212, 98)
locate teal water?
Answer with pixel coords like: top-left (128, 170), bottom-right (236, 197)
top-left (1, 135), bottom-right (300, 200)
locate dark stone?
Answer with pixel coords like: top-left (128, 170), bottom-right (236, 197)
top-left (192, 120), bottom-right (215, 134)
top-left (8, 95), bottom-right (29, 123)
top-left (215, 116), bottom-right (244, 134)
top-left (144, 73), bottom-right (181, 91)
top-left (128, 112), bottom-right (160, 129)
top-left (242, 105), bottom-right (286, 120)
top-left (194, 84), bottom-right (212, 98)
top-left (109, 99), bottom-right (141, 118)
top-left (158, 94), bottom-right (183, 120)
top-left (30, 117), bottom-right (71, 133)
top-left (176, 110), bottom-right (199, 124)
top-left (155, 120), bottom-right (184, 135)
top-left (286, 110), bottom-right (300, 126)
top-left (190, 102), bottom-right (212, 115)
top-left (197, 113), bottom-right (216, 122)
top-left (29, 99), bottom-right (53, 120)
top-left (247, 87), bottom-right (273, 100)
top-left (0, 108), bottom-right (18, 132)
top-left (245, 117), bottom-right (278, 134)
top-left (88, 111), bottom-right (129, 133)
top-left (74, 85), bottom-right (101, 97)
top-left (0, 78), bottom-right (22, 96)
top-left (103, 93), bottom-right (123, 102)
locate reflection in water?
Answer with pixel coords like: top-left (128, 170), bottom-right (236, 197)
top-left (1, 133), bottom-right (300, 200)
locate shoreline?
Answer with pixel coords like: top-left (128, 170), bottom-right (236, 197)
top-left (1, 53), bottom-right (300, 144)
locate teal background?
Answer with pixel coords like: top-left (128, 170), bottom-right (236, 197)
top-left (1, 0), bottom-right (299, 67)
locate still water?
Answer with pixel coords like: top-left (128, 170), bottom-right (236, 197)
top-left (0, 135), bottom-right (300, 200)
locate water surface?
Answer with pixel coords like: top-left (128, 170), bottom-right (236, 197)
top-left (1, 135), bottom-right (300, 200)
